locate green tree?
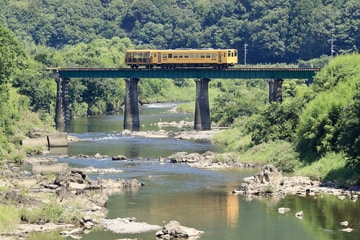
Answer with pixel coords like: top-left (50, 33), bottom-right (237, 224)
top-left (211, 80), bottom-right (267, 126)
top-left (296, 54), bottom-right (360, 162)
top-left (0, 24), bottom-right (27, 85)
top-left (337, 84), bottom-right (360, 169)
top-left (246, 100), bottom-right (302, 145)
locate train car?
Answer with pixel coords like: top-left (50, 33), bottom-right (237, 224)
top-left (125, 49), bottom-right (238, 69)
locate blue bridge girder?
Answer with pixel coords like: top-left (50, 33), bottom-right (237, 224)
top-left (49, 67), bottom-right (320, 80)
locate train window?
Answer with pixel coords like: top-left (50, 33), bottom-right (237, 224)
top-left (212, 53), bottom-right (216, 59)
top-left (163, 54), bottom-right (167, 58)
top-left (206, 53), bottom-right (210, 58)
top-left (184, 53), bottom-right (189, 58)
top-left (179, 53), bottom-right (183, 58)
top-left (200, 53), bottom-right (205, 58)
top-left (168, 54), bottom-right (172, 58)
top-left (195, 53), bottom-right (199, 58)
top-left (190, 53), bottom-right (194, 58)
top-left (174, 53), bottom-right (178, 58)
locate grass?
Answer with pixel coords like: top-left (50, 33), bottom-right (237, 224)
top-left (211, 128), bottom-right (252, 152)
top-left (296, 152), bottom-right (358, 187)
top-left (0, 204), bottom-right (20, 232)
top-left (20, 201), bottom-right (64, 224)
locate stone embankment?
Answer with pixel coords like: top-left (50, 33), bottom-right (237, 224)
top-left (21, 128), bottom-right (68, 147)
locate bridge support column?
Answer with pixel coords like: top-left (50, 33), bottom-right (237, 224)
top-left (267, 78), bottom-right (283, 103)
top-left (55, 78), bottom-right (71, 132)
top-left (124, 78), bottom-right (140, 131)
top-left (194, 78), bottom-right (211, 130)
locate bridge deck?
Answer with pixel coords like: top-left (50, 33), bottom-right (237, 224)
top-left (49, 67), bottom-right (320, 80)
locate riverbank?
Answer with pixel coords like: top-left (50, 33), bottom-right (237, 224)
top-left (0, 157), bottom-right (144, 239)
top-left (1, 149), bottom-right (360, 239)
top-left (0, 154), bottom-right (208, 239)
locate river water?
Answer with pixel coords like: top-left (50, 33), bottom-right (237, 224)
top-left (39, 104), bottom-right (360, 240)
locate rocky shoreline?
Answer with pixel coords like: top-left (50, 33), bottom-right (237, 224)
top-left (1, 128), bottom-right (359, 239)
top-left (0, 153), bottom-right (208, 240)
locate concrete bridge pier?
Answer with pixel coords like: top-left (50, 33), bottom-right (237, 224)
top-left (267, 78), bottom-right (283, 103)
top-left (194, 78), bottom-right (211, 130)
top-left (55, 78), bottom-right (71, 132)
top-left (124, 78), bottom-right (140, 131)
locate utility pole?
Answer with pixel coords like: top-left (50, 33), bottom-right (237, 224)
top-left (329, 38), bottom-right (336, 57)
top-left (244, 43), bottom-right (248, 65)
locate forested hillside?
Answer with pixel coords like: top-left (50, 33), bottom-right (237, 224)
top-left (1, 0), bottom-right (359, 63)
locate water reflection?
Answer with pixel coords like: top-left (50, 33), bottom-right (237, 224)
top-left (226, 183), bottom-right (239, 228)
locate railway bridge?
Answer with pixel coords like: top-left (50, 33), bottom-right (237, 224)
top-left (49, 67), bottom-right (320, 131)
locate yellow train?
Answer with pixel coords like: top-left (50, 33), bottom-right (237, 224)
top-left (125, 49), bottom-right (238, 69)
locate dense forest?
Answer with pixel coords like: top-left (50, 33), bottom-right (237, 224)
top-left (0, 0), bottom-right (360, 186)
top-left (1, 0), bottom-right (359, 63)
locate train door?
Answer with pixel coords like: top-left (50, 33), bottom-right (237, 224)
top-left (218, 52), bottom-right (222, 63)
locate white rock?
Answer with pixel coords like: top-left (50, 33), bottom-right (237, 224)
top-left (340, 221), bottom-right (349, 226)
top-left (278, 207), bottom-right (291, 214)
top-left (295, 211), bottom-right (303, 219)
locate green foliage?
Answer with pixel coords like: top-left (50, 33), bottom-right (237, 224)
top-left (246, 100), bottom-right (302, 145)
top-left (0, 204), bottom-right (20, 232)
top-left (20, 202), bottom-right (64, 224)
top-left (267, 141), bottom-right (301, 172)
top-left (337, 83), bottom-right (360, 169)
top-left (211, 80), bottom-right (267, 126)
top-left (2, 0), bottom-right (359, 63)
top-left (239, 140), bottom-right (300, 172)
top-left (0, 25), bottom-right (50, 162)
top-left (296, 152), bottom-right (357, 186)
top-left (0, 82), bottom-right (55, 162)
top-left (139, 78), bottom-right (196, 104)
top-left (211, 123), bottom-right (252, 152)
top-left (0, 24), bottom-right (27, 84)
top-left (296, 54), bottom-right (360, 162)
top-left (53, 37), bottom-right (132, 68)
top-left (12, 58), bottom-right (56, 115)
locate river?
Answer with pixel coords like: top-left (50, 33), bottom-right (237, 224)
top-left (35, 104), bottom-right (360, 240)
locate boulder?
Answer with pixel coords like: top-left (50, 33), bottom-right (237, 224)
top-left (278, 207), bottom-right (291, 214)
top-left (295, 211), bottom-right (304, 219)
top-left (112, 155), bottom-right (127, 161)
top-left (156, 221), bottom-right (204, 239)
top-left (100, 218), bottom-right (161, 234)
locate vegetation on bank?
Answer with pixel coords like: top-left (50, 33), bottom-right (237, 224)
top-left (212, 54), bottom-right (360, 186)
